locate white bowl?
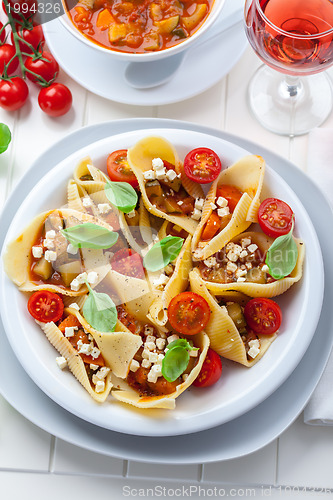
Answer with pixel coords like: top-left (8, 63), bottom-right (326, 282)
top-left (0, 128), bottom-right (323, 437)
top-left (59, 0), bottom-right (227, 62)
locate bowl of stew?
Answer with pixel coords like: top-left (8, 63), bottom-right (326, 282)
top-left (60, 0), bottom-right (226, 61)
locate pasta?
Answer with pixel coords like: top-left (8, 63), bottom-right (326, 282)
top-left (3, 135), bottom-right (305, 410)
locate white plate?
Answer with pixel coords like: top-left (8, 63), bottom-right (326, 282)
top-left (43, 0), bottom-right (247, 106)
top-left (0, 119), bottom-right (331, 462)
top-left (0, 126), bottom-right (323, 438)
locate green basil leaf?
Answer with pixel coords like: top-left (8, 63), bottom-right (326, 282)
top-left (167, 338), bottom-right (198, 352)
top-left (265, 223), bottom-right (298, 279)
top-left (104, 180), bottom-right (138, 213)
top-left (162, 346), bottom-right (190, 383)
top-left (83, 282), bottom-right (117, 332)
top-left (143, 236), bottom-right (184, 272)
top-left (62, 223), bottom-right (118, 249)
top-left (0, 123), bottom-right (11, 154)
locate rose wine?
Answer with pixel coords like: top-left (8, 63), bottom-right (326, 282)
top-left (246, 0), bottom-right (333, 75)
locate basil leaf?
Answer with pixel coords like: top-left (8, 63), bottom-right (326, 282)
top-left (83, 282), bottom-right (117, 332)
top-left (143, 236), bottom-right (184, 272)
top-left (62, 223), bottom-right (118, 249)
top-left (162, 346), bottom-right (190, 383)
top-left (104, 180), bottom-right (138, 213)
top-left (0, 124), bottom-right (11, 154)
top-left (265, 223), bottom-right (298, 279)
top-left (167, 338), bottom-right (198, 352)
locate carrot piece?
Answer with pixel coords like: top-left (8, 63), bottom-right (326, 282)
top-left (201, 212), bottom-right (221, 240)
top-left (96, 9), bottom-right (114, 29)
top-left (58, 314), bottom-right (81, 333)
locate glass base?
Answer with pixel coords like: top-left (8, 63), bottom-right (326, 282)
top-left (248, 65), bottom-right (333, 136)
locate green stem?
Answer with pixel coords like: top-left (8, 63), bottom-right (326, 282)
top-left (3, 0), bottom-right (26, 78)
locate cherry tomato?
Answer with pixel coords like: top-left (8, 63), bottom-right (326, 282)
top-left (4, 0), bottom-right (38, 20)
top-left (0, 44), bottom-right (18, 75)
top-left (11, 23), bottom-right (44, 54)
top-left (24, 50), bottom-right (59, 84)
top-left (107, 149), bottom-right (139, 188)
top-left (244, 298), bottom-right (282, 335)
top-left (38, 83), bottom-right (72, 117)
top-left (193, 348), bottom-right (222, 388)
top-left (0, 77), bottom-right (29, 111)
top-left (216, 184), bottom-right (243, 213)
top-left (184, 147), bottom-right (222, 184)
top-left (201, 212), bottom-right (220, 240)
top-left (258, 198), bottom-right (294, 238)
top-left (167, 291), bottom-right (211, 335)
top-left (111, 248), bottom-right (145, 279)
top-left (0, 22), bottom-right (6, 43)
top-left (27, 290), bottom-right (64, 323)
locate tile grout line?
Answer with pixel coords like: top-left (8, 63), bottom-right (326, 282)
top-left (223, 74), bottom-right (229, 131)
top-left (48, 436), bottom-right (56, 473)
top-left (4, 114), bottom-right (19, 202)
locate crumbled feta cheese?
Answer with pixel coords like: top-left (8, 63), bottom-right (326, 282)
top-left (177, 200), bottom-right (184, 205)
top-left (142, 359), bottom-right (151, 369)
top-left (248, 339), bottom-right (260, 359)
top-left (156, 338), bottom-right (166, 350)
top-left (190, 350), bottom-right (198, 357)
top-left (216, 196), bottom-right (228, 208)
top-left (68, 302), bottom-right (80, 310)
top-left (76, 272), bottom-right (88, 284)
top-left (130, 359), bottom-right (140, 372)
top-left (146, 335), bottom-right (156, 343)
top-left (235, 268), bottom-right (247, 278)
top-left (261, 264), bottom-right (270, 273)
top-left (142, 348), bottom-right (150, 359)
top-left (233, 244), bottom-right (242, 256)
top-left (145, 341), bottom-right (156, 351)
top-left (90, 347), bottom-right (101, 359)
top-left (44, 250), bottom-right (57, 262)
top-left (95, 380), bottom-right (105, 393)
top-left (144, 326), bottom-right (155, 337)
top-left (237, 277), bottom-right (247, 282)
top-left (32, 246), bottom-right (43, 259)
top-left (167, 334), bottom-right (179, 344)
top-left (90, 364), bottom-right (99, 371)
top-left (156, 353), bottom-right (165, 364)
top-left (239, 250), bottom-right (248, 259)
top-left (67, 243), bottom-right (78, 255)
top-left (247, 243), bottom-right (258, 254)
top-left (87, 271), bottom-right (98, 285)
top-left (217, 207), bottom-right (230, 218)
top-left (43, 238), bottom-right (55, 250)
top-left (155, 167), bottom-right (167, 180)
top-left (148, 352), bottom-right (158, 363)
top-left (152, 157), bottom-right (164, 170)
top-left (45, 230), bottom-right (56, 239)
top-left (191, 208), bottom-right (202, 220)
top-left (94, 367), bottom-right (110, 380)
top-left (153, 274), bottom-right (169, 288)
top-left (82, 196), bottom-right (93, 207)
top-left (204, 257), bottom-right (217, 268)
top-left (227, 251), bottom-right (238, 263)
top-left (245, 262), bottom-right (253, 270)
top-left (241, 237), bottom-right (252, 248)
top-left (126, 209), bottom-right (136, 218)
top-left (147, 364), bottom-right (162, 384)
top-left (70, 278), bottom-right (80, 291)
top-left (182, 373), bottom-right (189, 382)
top-left (143, 169), bottom-right (156, 181)
top-left (210, 202), bottom-right (217, 210)
top-left (97, 203), bottom-right (112, 214)
top-left (56, 356), bottom-right (67, 370)
top-left (78, 343), bottom-right (92, 355)
top-left (166, 169), bottom-right (177, 181)
top-left (195, 198), bottom-right (205, 210)
top-left (226, 261), bottom-right (238, 273)
top-left (64, 326), bottom-right (77, 338)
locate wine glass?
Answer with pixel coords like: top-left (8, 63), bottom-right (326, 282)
top-left (244, 0), bottom-right (333, 136)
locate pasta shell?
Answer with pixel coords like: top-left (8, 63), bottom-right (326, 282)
top-left (110, 331), bottom-right (210, 409)
top-left (192, 155), bottom-right (266, 260)
top-left (127, 136), bottom-right (199, 235)
top-left (199, 231), bottom-right (305, 297)
top-left (3, 209), bottom-right (112, 296)
top-left (73, 156), bottom-right (106, 194)
top-left (147, 235), bottom-right (193, 327)
top-left (189, 269), bottom-right (276, 366)
top-left (38, 313), bottom-right (113, 403)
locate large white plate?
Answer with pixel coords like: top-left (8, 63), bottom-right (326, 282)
top-left (43, 0), bottom-right (247, 106)
top-left (0, 119), bottom-right (331, 462)
top-left (0, 126), bottom-right (323, 438)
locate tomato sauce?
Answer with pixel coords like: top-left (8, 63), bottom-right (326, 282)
top-left (65, 0), bottom-right (214, 54)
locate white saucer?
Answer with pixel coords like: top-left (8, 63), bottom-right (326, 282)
top-left (0, 118), bottom-right (332, 463)
top-left (43, 0), bottom-right (247, 106)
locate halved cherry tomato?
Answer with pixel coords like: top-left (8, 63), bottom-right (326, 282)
top-left (184, 147), bottom-right (222, 184)
top-left (201, 212), bottom-right (220, 240)
top-left (107, 149), bottom-right (139, 188)
top-left (216, 185), bottom-right (243, 213)
top-left (258, 198), bottom-right (294, 238)
top-left (27, 290), bottom-right (64, 323)
top-left (167, 291), bottom-right (211, 335)
top-left (193, 348), bottom-right (222, 387)
top-left (244, 298), bottom-right (282, 335)
top-left (111, 248), bottom-right (145, 279)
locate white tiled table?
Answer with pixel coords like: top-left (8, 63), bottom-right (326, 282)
top-left (1, 41), bottom-right (333, 499)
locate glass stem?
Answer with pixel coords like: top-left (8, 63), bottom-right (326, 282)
top-left (283, 75), bottom-right (302, 98)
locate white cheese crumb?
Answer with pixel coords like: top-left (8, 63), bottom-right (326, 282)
top-left (239, 249), bottom-right (248, 259)
top-left (142, 348), bottom-right (150, 359)
top-left (166, 169), bottom-right (177, 181)
top-left (248, 339), bottom-right (260, 359)
top-left (78, 343), bottom-right (92, 355)
top-left (167, 334), bottom-right (179, 344)
top-left (210, 202), bottom-right (217, 210)
top-left (156, 338), bottom-right (166, 350)
top-left (177, 200), bottom-right (184, 205)
top-left (155, 167), bottom-right (167, 180)
top-left (261, 264), bottom-right (270, 273)
top-left (94, 367), bottom-right (110, 380)
top-left (148, 352), bottom-right (159, 363)
top-left (67, 243), bottom-right (78, 255)
top-left (64, 326), bottom-right (77, 338)
top-left (94, 380), bottom-right (105, 393)
top-left (45, 230), bottom-right (56, 239)
top-left (146, 335), bottom-right (156, 343)
top-left (152, 157), bottom-right (164, 170)
top-left (87, 271), bottom-right (98, 285)
top-left (247, 243), bottom-right (258, 254)
top-left (217, 207), bottom-right (230, 218)
top-left (195, 198), bottom-right (205, 210)
top-left (70, 278), bottom-right (80, 291)
top-left (32, 246), bottom-right (43, 259)
top-left (90, 364), bottom-right (99, 371)
top-left (241, 237), bottom-right (252, 248)
top-left (216, 196), bottom-right (228, 208)
top-left (68, 302), bottom-right (80, 310)
top-left (191, 208), bottom-right (202, 220)
top-left (227, 251), bottom-right (238, 263)
top-left (142, 359), bottom-right (151, 369)
top-left (204, 256), bottom-right (217, 268)
top-left (43, 238), bottom-right (55, 250)
top-left (82, 196), bottom-right (93, 207)
top-left (237, 277), bottom-right (247, 282)
top-left (90, 347), bottom-right (101, 359)
top-left (76, 272), bottom-right (88, 284)
top-left (97, 203), bottom-right (112, 214)
top-left (190, 350), bottom-right (198, 357)
top-left (226, 261), bottom-right (238, 273)
top-left (126, 209), bottom-right (137, 218)
top-left (145, 341), bottom-right (156, 351)
top-left (153, 274), bottom-right (169, 288)
top-left (130, 359), bottom-right (140, 372)
top-left (44, 250), bottom-right (57, 262)
top-left (144, 326), bottom-right (155, 337)
top-left (56, 356), bottom-right (67, 370)
top-left (143, 169), bottom-right (156, 181)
